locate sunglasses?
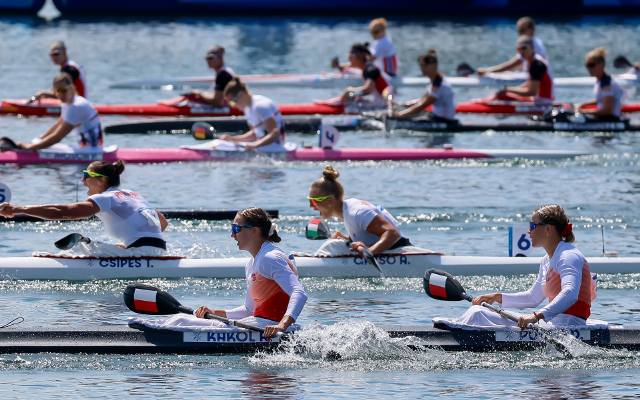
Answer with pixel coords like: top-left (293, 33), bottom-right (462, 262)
top-left (585, 62), bottom-right (597, 69)
top-left (529, 221), bottom-right (547, 231)
top-left (82, 170), bottom-right (106, 179)
top-left (307, 194), bottom-right (334, 207)
top-left (49, 52), bottom-right (63, 57)
top-left (231, 223), bottom-right (254, 234)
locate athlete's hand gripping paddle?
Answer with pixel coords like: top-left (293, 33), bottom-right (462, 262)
top-left (123, 283), bottom-right (268, 334)
top-left (423, 269), bottom-right (572, 357)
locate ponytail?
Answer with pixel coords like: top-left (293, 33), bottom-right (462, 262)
top-left (238, 207), bottom-right (281, 243)
top-left (87, 160), bottom-right (125, 187)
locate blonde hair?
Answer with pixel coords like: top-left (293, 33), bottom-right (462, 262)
top-left (516, 16), bottom-right (535, 34)
top-left (533, 204), bottom-right (575, 242)
top-left (586, 47), bottom-right (606, 65)
top-left (310, 165), bottom-right (344, 199)
top-left (369, 18), bottom-right (387, 33)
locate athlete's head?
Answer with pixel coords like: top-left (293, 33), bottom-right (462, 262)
top-left (232, 208), bottom-right (281, 251)
top-left (223, 77), bottom-right (250, 108)
top-left (530, 204), bottom-right (575, 246)
top-left (348, 43), bottom-right (371, 68)
top-left (369, 18), bottom-right (387, 39)
top-left (52, 74), bottom-right (75, 102)
top-left (205, 45), bottom-right (225, 70)
top-left (83, 160), bottom-right (125, 194)
top-left (49, 41), bottom-right (68, 65)
top-left (418, 49), bottom-right (439, 76)
top-left (308, 165), bottom-right (344, 219)
top-left (516, 16), bottom-right (536, 36)
top-left (585, 47), bottom-right (607, 77)
top-left (516, 35), bottom-right (535, 59)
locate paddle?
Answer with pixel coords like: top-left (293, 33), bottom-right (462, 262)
top-left (613, 55), bottom-right (634, 70)
top-left (0, 137), bottom-right (19, 152)
top-left (123, 283), bottom-right (268, 334)
top-left (304, 218), bottom-right (383, 275)
top-left (54, 233), bottom-right (91, 250)
top-left (423, 269), bottom-right (573, 357)
top-left (191, 121), bottom-right (217, 140)
top-left (456, 62), bottom-right (476, 77)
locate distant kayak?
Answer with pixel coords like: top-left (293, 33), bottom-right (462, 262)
top-left (109, 71), bottom-right (640, 90)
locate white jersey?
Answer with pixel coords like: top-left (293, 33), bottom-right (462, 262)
top-left (243, 94), bottom-right (286, 152)
top-left (594, 73), bottom-right (624, 117)
top-left (427, 75), bottom-right (456, 120)
top-left (521, 37), bottom-right (550, 73)
top-left (225, 241), bottom-right (308, 321)
top-left (502, 241), bottom-right (589, 321)
top-left (60, 95), bottom-right (102, 149)
top-left (89, 187), bottom-right (164, 247)
top-left (371, 35), bottom-right (398, 77)
top-left (342, 198), bottom-right (401, 246)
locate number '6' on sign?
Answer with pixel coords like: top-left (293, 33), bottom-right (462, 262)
top-left (518, 233), bottom-right (531, 251)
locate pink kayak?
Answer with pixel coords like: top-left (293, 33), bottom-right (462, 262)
top-left (0, 146), bottom-right (589, 165)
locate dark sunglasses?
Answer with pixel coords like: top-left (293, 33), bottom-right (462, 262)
top-left (231, 223), bottom-right (254, 234)
top-left (585, 62), bottom-right (597, 69)
top-left (529, 221), bottom-right (547, 231)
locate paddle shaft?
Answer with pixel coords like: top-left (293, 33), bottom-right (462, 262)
top-left (178, 305), bottom-right (266, 334)
top-left (460, 293), bottom-right (520, 323)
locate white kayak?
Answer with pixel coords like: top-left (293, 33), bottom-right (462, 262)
top-left (1, 251), bottom-right (639, 280)
top-left (109, 71), bottom-right (640, 90)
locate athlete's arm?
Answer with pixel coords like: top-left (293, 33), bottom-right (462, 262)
top-left (246, 118), bottom-right (279, 150)
top-left (157, 211), bottom-right (168, 231)
top-left (351, 214), bottom-right (401, 255)
top-left (478, 55), bottom-right (522, 75)
top-left (506, 79), bottom-right (540, 97)
top-left (0, 201), bottom-right (99, 220)
top-left (20, 121), bottom-right (74, 151)
top-left (394, 94), bottom-right (435, 119)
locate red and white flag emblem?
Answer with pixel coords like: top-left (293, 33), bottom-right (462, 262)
top-left (428, 273), bottom-right (448, 298)
top-left (133, 288), bottom-right (158, 313)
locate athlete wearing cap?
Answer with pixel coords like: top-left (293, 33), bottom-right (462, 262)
top-left (369, 18), bottom-right (398, 77)
top-left (477, 16), bottom-right (548, 75)
top-left (182, 46), bottom-right (235, 107)
top-left (392, 49), bottom-right (456, 122)
top-left (33, 41), bottom-right (87, 100)
top-left (457, 204), bottom-right (596, 329)
top-left (488, 36), bottom-right (553, 106)
top-left (577, 48), bottom-right (625, 122)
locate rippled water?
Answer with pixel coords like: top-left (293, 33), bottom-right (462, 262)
top-left (0, 12), bottom-right (640, 399)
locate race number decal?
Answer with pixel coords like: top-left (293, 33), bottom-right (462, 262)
top-left (0, 183), bottom-right (11, 203)
top-left (508, 225), bottom-right (532, 257)
top-left (318, 124), bottom-right (340, 149)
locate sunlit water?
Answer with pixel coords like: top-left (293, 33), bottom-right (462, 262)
top-left (0, 12), bottom-right (639, 399)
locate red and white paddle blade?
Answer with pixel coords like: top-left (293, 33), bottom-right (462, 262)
top-left (123, 283), bottom-right (182, 315)
top-left (423, 269), bottom-right (467, 301)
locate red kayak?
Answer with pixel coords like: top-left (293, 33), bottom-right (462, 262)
top-left (2, 97), bottom-right (639, 118)
top-left (0, 97), bottom-right (345, 117)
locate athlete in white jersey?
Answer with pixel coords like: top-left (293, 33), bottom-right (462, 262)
top-left (33, 41), bottom-right (88, 100)
top-left (195, 208), bottom-right (307, 339)
top-left (182, 46), bottom-right (235, 107)
top-left (307, 165), bottom-right (412, 256)
top-left (216, 78), bottom-right (287, 152)
top-left (369, 18), bottom-right (398, 77)
top-left (453, 205), bottom-right (596, 329)
top-left (393, 50), bottom-right (456, 122)
top-left (477, 16), bottom-right (550, 76)
top-left (0, 160), bottom-right (169, 257)
top-left (1, 74), bottom-right (103, 153)
top-left (578, 48), bottom-right (625, 121)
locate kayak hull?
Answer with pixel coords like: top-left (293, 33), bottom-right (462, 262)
top-left (0, 253), bottom-right (638, 280)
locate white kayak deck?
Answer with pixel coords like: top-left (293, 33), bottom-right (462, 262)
top-left (0, 252), bottom-right (639, 280)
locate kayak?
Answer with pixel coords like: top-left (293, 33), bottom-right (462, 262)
top-left (109, 71), bottom-right (640, 90)
top-left (0, 97), bottom-right (345, 117)
top-left (0, 209), bottom-right (279, 223)
top-left (0, 146), bottom-right (590, 165)
top-left (0, 252), bottom-right (637, 280)
top-left (5, 97), bottom-right (639, 118)
top-left (0, 324), bottom-right (638, 353)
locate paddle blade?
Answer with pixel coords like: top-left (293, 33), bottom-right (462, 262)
top-left (123, 283), bottom-right (190, 315)
top-left (305, 218), bottom-right (330, 240)
top-left (613, 55), bottom-right (633, 69)
top-left (456, 62), bottom-right (475, 77)
top-left (423, 269), bottom-right (469, 301)
top-left (54, 233), bottom-right (90, 250)
top-left (191, 122), bottom-right (216, 140)
top-left (0, 137), bottom-right (18, 152)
